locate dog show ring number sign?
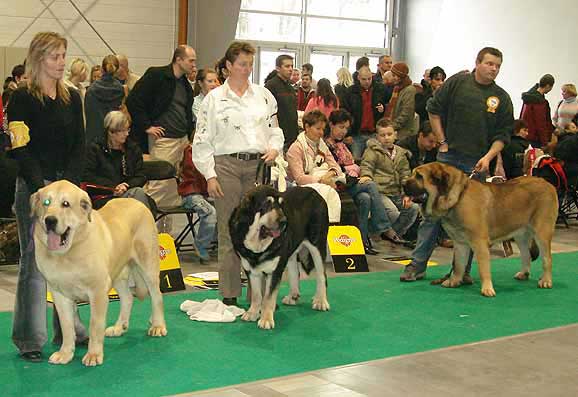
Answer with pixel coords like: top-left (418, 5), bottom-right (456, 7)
top-left (158, 233), bottom-right (186, 292)
top-left (327, 225), bottom-right (368, 273)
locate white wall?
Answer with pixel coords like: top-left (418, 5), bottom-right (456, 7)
top-left (0, 0), bottom-right (177, 76)
top-left (404, 0), bottom-right (576, 115)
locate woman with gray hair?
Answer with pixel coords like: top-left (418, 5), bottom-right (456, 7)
top-left (83, 110), bottom-right (152, 210)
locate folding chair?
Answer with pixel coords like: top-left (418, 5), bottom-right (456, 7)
top-left (142, 160), bottom-right (201, 253)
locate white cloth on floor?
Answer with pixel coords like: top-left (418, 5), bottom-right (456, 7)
top-left (180, 299), bottom-right (245, 322)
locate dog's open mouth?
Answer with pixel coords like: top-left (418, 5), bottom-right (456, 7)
top-left (47, 227), bottom-right (71, 250)
top-left (260, 225), bottom-right (281, 239)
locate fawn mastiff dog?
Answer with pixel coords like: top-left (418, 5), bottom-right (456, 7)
top-left (31, 180), bottom-right (166, 366)
top-left (404, 162), bottom-right (558, 297)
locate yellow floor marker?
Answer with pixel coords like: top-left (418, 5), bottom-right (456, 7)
top-left (327, 225), bottom-right (369, 272)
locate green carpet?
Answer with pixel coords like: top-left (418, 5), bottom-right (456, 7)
top-left (2, 251), bottom-right (578, 397)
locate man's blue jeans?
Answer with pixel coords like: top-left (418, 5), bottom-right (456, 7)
top-left (410, 150), bottom-right (484, 272)
top-left (348, 181), bottom-right (392, 243)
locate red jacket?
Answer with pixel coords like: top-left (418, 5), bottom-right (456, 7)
top-left (520, 85), bottom-right (554, 145)
top-left (297, 87), bottom-right (314, 111)
top-left (177, 146), bottom-right (208, 197)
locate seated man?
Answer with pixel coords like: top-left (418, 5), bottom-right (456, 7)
top-left (83, 110), bottom-right (153, 211)
top-left (397, 120), bottom-right (438, 170)
top-left (501, 119), bottom-right (531, 179)
top-left (360, 118), bottom-right (419, 242)
top-left (178, 142), bottom-right (217, 262)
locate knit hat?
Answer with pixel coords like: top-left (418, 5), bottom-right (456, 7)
top-left (391, 62), bottom-right (409, 79)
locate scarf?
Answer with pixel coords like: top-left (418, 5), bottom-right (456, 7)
top-left (384, 76), bottom-right (413, 119)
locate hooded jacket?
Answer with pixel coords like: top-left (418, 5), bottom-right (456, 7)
top-left (520, 84), bottom-right (554, 146)
top-left (85, 74), bottom-right (125, 145)
top-left (360, 138), bottom-right (411, 196)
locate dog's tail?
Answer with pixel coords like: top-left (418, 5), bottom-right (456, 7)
top-left (130, 265), bottom-right (149, 301)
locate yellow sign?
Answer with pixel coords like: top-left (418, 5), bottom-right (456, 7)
top-left (158, 233), bottom-right (180, 271)
top-left (327, 225), bottom-right (365, 256)
top-left (158, 233), bottom-right (186, 292)
top-left (327, 225), bottom-right (368, 273)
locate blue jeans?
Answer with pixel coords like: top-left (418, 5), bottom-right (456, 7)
top-left (182, 194), bottom-right (217, 258)
top-left (348, 181), bottom-right (392, 243)
top-left (12, 178), bottom-right (87, 353)
top-left (410, 150), bottom-right (485, 272)
top-left (350, 133), bottom-right (375, 160)
top-left (383, 195), bottom-right (419, 237)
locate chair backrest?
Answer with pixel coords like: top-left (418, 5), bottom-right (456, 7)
top-left (143, 160), bottom-right (176, 181)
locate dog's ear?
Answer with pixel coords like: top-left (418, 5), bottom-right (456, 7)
top-left (29, 190), bottom-right (41, 218)
top-left (435, 165), bottom-right (468, 212)
top-left (79, 190), bottom-right (92, 222)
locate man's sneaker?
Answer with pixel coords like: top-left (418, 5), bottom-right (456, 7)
top-left (400, 263), bottom-right (426, 282)
top-left (382, 229), bottom-right (408, 244)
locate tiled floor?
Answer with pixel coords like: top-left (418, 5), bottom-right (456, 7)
top-left (1, 218), bottom-right (577, 396)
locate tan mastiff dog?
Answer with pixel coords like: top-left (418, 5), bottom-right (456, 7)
top-left (30, 180), bottom-right (167, 366)
top-left (404, 162), bottom-right (558, 297)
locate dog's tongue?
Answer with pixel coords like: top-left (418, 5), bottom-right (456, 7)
top-left (47, 231), bottom-right (61, 250)
top-left (270, 229), bottom-right (281, 238)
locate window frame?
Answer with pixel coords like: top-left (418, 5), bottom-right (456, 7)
top-left (237, 0), bottom-right (394, 84)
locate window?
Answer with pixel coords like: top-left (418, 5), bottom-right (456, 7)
top-left (236, 0), bottom-right (392, 84)
top-left (309, 53), bottom-right (344, 86)
top-left (236, 12), bottom-right (301, 43)
top-left (306, 18), bottom-right (385, 48)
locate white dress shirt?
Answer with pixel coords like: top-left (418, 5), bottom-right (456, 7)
top-left (192, 80), bottom-right (285, 180)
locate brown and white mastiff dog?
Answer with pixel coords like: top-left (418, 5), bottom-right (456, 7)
top-left (31, 180), bottom-right (167, 366)
top-left (404, 162), bottom-right (558, 297)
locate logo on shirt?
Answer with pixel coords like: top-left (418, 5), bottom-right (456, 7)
top-left (486, 96), bottom-right (500, 113)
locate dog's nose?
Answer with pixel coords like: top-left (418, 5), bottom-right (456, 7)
top-left (45, 216), bottom-right (58, 231)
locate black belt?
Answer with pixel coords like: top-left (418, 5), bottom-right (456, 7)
top-left (229, 152), bottom-right (261, 161)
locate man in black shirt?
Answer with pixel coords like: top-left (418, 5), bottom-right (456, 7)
top-left (126, 45), bottom-right (195, 231)
top-left (400, 47), bottom-right (514, 283)
top-left (265, 55), bottom-right (298, 150)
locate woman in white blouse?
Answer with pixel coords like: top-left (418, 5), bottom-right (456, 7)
top-left (192, 41), bottom-right (284, 306)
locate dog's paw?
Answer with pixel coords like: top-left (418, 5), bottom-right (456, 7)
top-left (82, 351), bottom-right (103, 367)
top-left (441, 277), bottom-right (462, 288)
top-left (514, 271), bottom-right (530, 281)
top-left (147, 325), bottom-right (167, 337)
top-left (538, 277), bottom-right (553, 289)
top-left (257, 313), bottom-right (275, 330)
top-left (48, 350), bottom-right (74, 365)
top-left (282, 295), bottom-right (299, 305)
top-left (481, 285), bottom-right (496, 297)
top-left (105, 324), bottom-right (127, 337)
top-left (312, 297), bottom-right (330, 311)
top-left (241, 309), bottom-right (260, 322)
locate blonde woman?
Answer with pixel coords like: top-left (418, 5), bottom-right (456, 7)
top-left (8, 32), bottom-right (87, 362)
top-left (64, 58), bottom-right (89, 101)
top-left (553, 83), bottom-right (578, 129)
top-left (334, 67), bottom-right (353, 108)
top-left (85, 55), bottom-right (125, 145)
